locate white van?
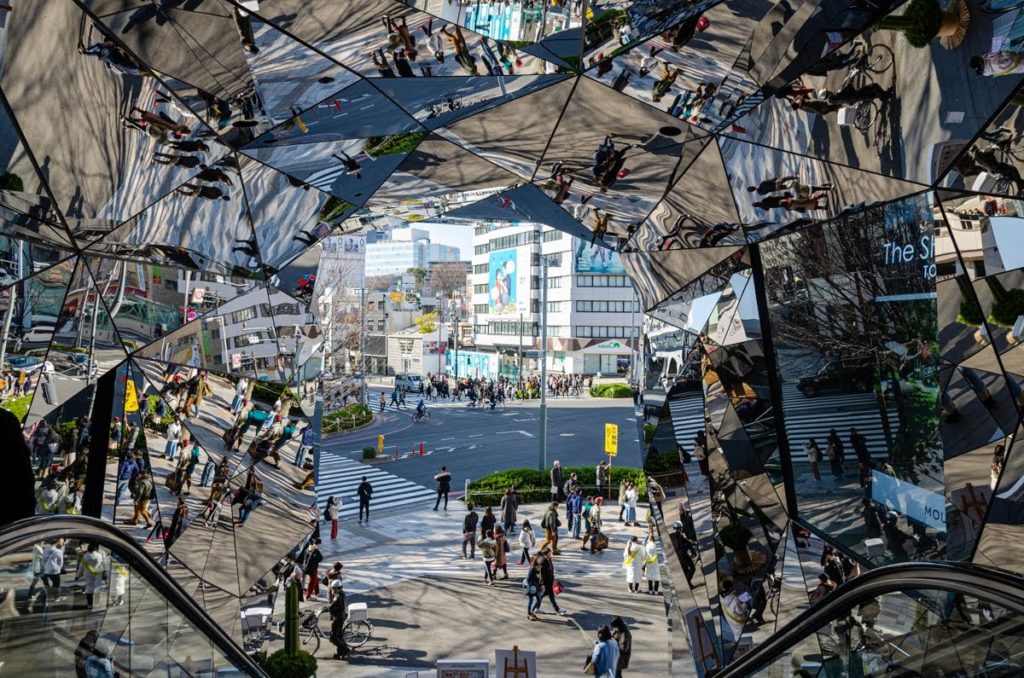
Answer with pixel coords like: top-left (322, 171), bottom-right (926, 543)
top-left (394, 373), bottom-right (424, 392)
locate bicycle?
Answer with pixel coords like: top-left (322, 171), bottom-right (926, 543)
top-left (299, 606), bottom-right (374, 655)
top-left (850, 99), bottom-right (879, 133)
top-left (412, 408), bottom-right (430, 422)
top-left (838, 42), bottom-right (895, 90)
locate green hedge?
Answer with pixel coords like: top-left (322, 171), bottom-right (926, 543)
top-left (1, 393), bottom-right (32, 421)
top-left (991, 288), bottom-right (1024, 327)
top-left (590, 383), bottom-right (632, 398)
top-left (323, 403), bottom-right (373, 433)
top-left (259, 649), bottom-right (317, 678)
top-left (467, 466), bottom-right (645, 506)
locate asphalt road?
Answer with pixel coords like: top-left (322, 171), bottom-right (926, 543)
top-left (321, 386), bottom-right (644, 490)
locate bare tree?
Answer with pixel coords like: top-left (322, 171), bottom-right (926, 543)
top-left (429, 261), bottom-right (468, 301)
top-left (365, 274), bottom-right (393, 291)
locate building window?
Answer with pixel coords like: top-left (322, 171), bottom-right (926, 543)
top-left (547, 276), bottom-right (564, 289)
top-left (473, 304), bottom-right (488, 314)
top-left (473, 264), bottom-right (488, 274)
top-left (474, 244), bottom-right (488, 255)
top-left (473, 284), bottom-right (488, 294)
top-left (543, 229), bottom-right (563, 242)
top-left (275, 303), bottom-right (300, 315)
top-left (578, 275), bottom-right (630, 287)
top-left (164, 279), bottom-right (178, 291)
top-left (231, 307), bottom-right (257, 324)
top-left (399, 339), bottom-right (414, 353)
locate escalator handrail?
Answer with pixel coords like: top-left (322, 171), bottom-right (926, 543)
top-left (0, 514), bottom-right (266, 676)
top-left (718, 561), bottom-right (1024, 677)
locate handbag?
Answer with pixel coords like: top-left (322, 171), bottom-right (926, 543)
top-left (503, 540), bottom-right (510, 553)
top-left (584, 659), bottom-right (596, 675)
top-left (552, 581), bottom-right (564, 595)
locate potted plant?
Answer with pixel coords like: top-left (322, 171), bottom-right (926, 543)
top-left (719, 522), bottom-right (754, 571)
top-left (877, 0), bottom-right (970, 49)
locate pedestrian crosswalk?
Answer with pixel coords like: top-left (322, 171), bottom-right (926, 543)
top-left (781, 384), bottom-right (899, 462)
top-left (667, 384), bottom-right (900, 462)
top-left (668, 389), bottom-right (706, 450)
top-left (317, 454), bottom-right (436, 519)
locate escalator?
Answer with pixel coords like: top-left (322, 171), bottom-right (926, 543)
top-left (0, 515), bottom-right (264, 676)
top-left (717, 562), bottom-right (1024, 677)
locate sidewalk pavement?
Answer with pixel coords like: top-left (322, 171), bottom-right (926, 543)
top-left (285, 502), bottom-right (671, 676)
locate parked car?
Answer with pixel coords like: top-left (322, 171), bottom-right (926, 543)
top-left (394, 373), bottom-right (424, 393)
top-left (5, 355), bottom-right (53, 374)
top-left (797, 360), bottom-right (874, 397)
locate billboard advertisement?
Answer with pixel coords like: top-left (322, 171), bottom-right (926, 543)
top-left (574, 237), bottom-right (627, 274)
top-left (488, 249), bottom-right (519, 315)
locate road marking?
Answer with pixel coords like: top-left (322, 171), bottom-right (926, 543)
top-left (559, 433), bottom-right (575, 437)
top-left (513, 417), bottom-right (536, 422)
top-left (469, 434), bottom-right (483, 438)
top-left (441, 437), bottom-right (455, 441)
top-left (495, 430), bottom-right (535, 438)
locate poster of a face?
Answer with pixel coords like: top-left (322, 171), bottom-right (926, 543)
top-left (574, 237), bottom-right (627, 274)
top-left (488, 250), bottom-right (518, 315)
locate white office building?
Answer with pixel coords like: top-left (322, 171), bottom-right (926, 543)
top-left (364, 227), bottom-right (462, 277)
top-left (463, 222), bottom-right (639, 379)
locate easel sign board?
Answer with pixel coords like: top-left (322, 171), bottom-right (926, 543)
top-left (496, 647), bottom-right (537, 678)
top-left (437, 659), bottom-right (489, 678)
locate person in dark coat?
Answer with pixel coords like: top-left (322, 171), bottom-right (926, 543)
top-left (610, 616), bottom-right (632, 677)
top-left (862, 498), bottom-right (882, 538)
top-left (0, 407), bottom-right (35, 527)
top-left (550, 461), bottom-right (564, 502)
top-left (328, 579), bottom-right (350, 659)
top-left (849, 428), bottom-right (871, 466)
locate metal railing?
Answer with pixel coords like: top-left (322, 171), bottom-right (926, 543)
top-left (717, 561), bottom-right (1024, 677)
top-left (0, 514), bottom-right (265, 676)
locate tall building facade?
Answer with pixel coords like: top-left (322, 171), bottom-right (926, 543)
top-left (464, 222), bottom-right (639, 379)
top-left (364, 227), bottom-right (462, 277)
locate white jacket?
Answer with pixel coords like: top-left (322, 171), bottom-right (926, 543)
top-left (519, 527), bottom-right (536, 550)
top-left (42, 545), bottom-right (64, 575)
top-left (625, 488), bottom-right (638, 509)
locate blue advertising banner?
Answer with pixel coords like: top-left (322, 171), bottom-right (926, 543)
top-left (574, 237), bottom-right (626, 274)
top-left (488, 249), bottom-right (518, 315)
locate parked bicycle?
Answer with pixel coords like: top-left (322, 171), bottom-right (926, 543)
top-left (299, 604), bottom-right (374, 655)
top-left (838, 41), bottom-right (895, 90)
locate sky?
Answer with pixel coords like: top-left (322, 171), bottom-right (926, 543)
top-left (415, 222), bottom-right (474, 261)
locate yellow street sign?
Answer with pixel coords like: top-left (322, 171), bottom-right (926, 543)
top-left (604, 423), bottom-right (618, 456)
top-left (124, 379), bottom-right (140, 413)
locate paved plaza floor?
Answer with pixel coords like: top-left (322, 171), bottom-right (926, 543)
top-left (277, 501), bottom-right (671, 676)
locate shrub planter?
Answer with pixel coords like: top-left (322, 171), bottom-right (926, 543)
top-left (877, 0), bottom-right (969, 49)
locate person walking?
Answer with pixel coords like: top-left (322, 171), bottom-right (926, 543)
top-left (433, 466), bottom-right (451, 511)
top-left (115, 452), bottom-right (141, 505)
top-left (525, 556), bottom-right (543, 621)
top-left (647, 476), bottom-right (665, 518)
top-left (623, 482), bottom-right (639, 527)
top-left (462, 505), bottom-right (479, 559)
top-left (518, 519), bottom-right (536, 565)
top-left (79, 543), bottom-right (105, 609)
top-left (328, 579), bottom-right (350, 659)
top-left (610, 616), bottom-right (632, 677)
top-left (583, 496), bottom-right (605, 554)
top-left (493, 526), bottom-right (509, 580)
top-left (479, 530), bottom-right (497, 585)
top-left (617, 478), bottom-right (630, 522)
top-left (550, 460), bottom-right (564, 502)
top-left (623, 536), bottom-right (644, 593)
top-left (586, 626), bottom-right (620, 677)
top-left (480, 505), bottom-right (497, 542)
top-left (827, 429), bottom-right (846, 476)
top-left (303, 541), bottom-right (324, 601)
top-left (325, 496), bottom-right (340, 540)
top-left (849, 428), bottom-right (871, 466)
top-left (567, 488), bottom-right (583, 539)
top-left (378, 392), bottom-right (386, 413)
top-left (535, 549), bottom-right (567, 615)
top-left (539, 502), bottom-right (561, 555)
top-left (805, 438), bottom-right (823, 481)
top-left (42, 539), bottom-right (65, 603)
top-left (644, 533), bottom-right (661, 595)
top-left (596, 460), bottom-right (609, 498)
top-left (500, 487), bottom-right (518, 534)
top-left (357, 476), bottom-right (372, 524)
top-left (130, 470), bottom-right (155, 528)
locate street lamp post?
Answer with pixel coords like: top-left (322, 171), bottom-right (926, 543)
top-left (538, 256), bottom-right (550, 472)
top-left (359, 287), bottom-right (368, 406)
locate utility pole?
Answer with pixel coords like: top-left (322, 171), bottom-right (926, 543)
top-left (538, 256), bottom-right (549, 471)
top-left (629, 286), bottom-right (637, 386)
top-left (0, 241), bottom-right (21, 368)
top-left (517, 311), bottom-right (524, 380)
top-left (359, 286), bottom-right (368, 406)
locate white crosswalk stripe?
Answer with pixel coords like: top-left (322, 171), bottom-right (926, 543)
top-left (317, 454), bottom-right (436, 518)
top-left (668, 384), bottom-right (900, 461)
top-left (668, 390), bottom-right (706, 450)
top-left (781, 384), bottom-right (899, 462)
